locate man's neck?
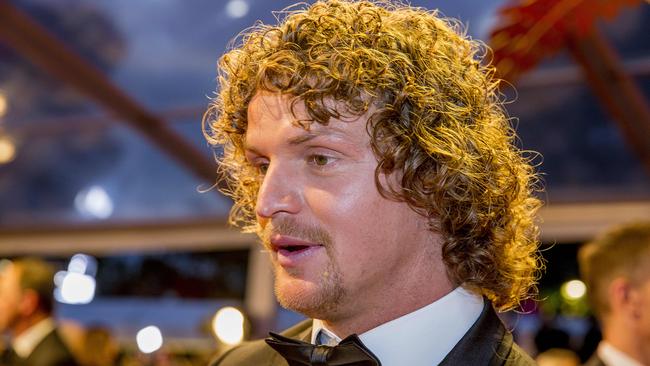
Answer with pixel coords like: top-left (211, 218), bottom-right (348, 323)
top-left (603, 326), bottom-right (650, 365)
top-left (316, 231), bottom-right (455, 337)
top-left (322, 278), bottom-right (454, 337)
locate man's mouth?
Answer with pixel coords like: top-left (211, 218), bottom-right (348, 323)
top-left (269, 234), bottom-right (324, 266)
top-left (282, 245), bottom-right (311, 253)
top-left (270, 234), bottom-right (322, 252)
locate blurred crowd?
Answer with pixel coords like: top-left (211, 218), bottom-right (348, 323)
top-left (0, 258), bottom-right (211, 366)
top-left (1, 221), bottom-right (649, 366)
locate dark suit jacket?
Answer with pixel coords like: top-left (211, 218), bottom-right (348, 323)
top-left (1, 329), bottom-right (79, 366)
top-left (211, 302), bottom-right (535, 365)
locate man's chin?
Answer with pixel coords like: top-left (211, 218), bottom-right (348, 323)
top-left (274, 272), bottom-right (344, 318)
top-left (275, 274), bottom-right (321, 307)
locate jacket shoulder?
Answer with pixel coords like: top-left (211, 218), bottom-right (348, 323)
top-left (503, 343), bottom-right (536, 366)
top-left (210, 319), bottom-right (312, 366)
top-left (277, 318), bottom-right (312, 338)
top-left (28, 330), bottom-right (79, 366)
top-left (210, 339), bottom-right (278, 366)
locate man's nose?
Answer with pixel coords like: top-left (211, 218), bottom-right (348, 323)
top-left (255, 162), bottom-right (301, 220)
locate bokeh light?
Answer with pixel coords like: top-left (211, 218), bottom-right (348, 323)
top-left (226, 0), bottom-right (249, 18)
top-left (0, 91), bottom-right (8, 117)
top-left (561, 279), bottom-right (587, 300)
top-left (212, 306), bottom-right (245, 345)
top-left (74, 185), bottom-right (114, 219)
top-left (136, 326), bottom-right (163, 354)
top-left (0, 135), bottom-right (16, 164)
top-left (55, 271), bottom-right (96, 304)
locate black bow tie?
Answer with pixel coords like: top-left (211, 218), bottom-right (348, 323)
top-left (265, 332), bottom-right (381, 366)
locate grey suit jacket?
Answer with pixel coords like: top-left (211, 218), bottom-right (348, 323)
top-left (211, 302), bottom-right (535, 365)
top-left (2, 330), bottom-right (79, 366)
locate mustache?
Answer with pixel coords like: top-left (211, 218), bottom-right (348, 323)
top-left (260, 219), bottom-right (333, 249)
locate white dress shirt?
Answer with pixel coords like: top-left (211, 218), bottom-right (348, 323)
top-left (12, 317), bottom-right (55, 359)
top-left (311, 286), bottom-right (484, 366)
top-left (598, 341), bottom-right (645, 366)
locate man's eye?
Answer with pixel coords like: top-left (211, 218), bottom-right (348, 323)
top-left (250, 161), bottom-right (268, 175)
top-left (309, 155), bottom-right (331, 166)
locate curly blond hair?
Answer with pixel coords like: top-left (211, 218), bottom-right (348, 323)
top-left (204, 0), bottom-right (542, 310)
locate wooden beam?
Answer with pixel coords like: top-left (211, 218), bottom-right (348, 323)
top-left (567, 28), bottom-right (650, 175)
top-left (517, 56), bottom-right (650, 88)
top-left (0, 219), bottom-right (256, 256)
top-left (538, 200), bottom-right (650, 243)
top-left (0, 1), bottom-right (220, 186)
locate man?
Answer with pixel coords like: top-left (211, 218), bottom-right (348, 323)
top-left (205, 1), bottom-right (541, 365)
top-left (0, 258), bottom-right (79, 366)
top-left (579, 222), bottom-right (650, 366)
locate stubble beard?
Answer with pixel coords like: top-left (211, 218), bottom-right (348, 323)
top-left (261, 219), bottom-right (346, 319)
top-left (274, 260), bottom-right (345, 319)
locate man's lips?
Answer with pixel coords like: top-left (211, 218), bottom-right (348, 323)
top-left (269, 234), bottom-right (323, 252)
top-left (269, 235), bottom-right (325, 267)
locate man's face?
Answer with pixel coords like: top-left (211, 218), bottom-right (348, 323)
top-left (0, 264), bottom-right (23, 333)
top-left (631, 274), bottom-right (650, 345)
top-left (245, 91), bottom-right (446, 322)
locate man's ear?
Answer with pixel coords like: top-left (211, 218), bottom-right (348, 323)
top-left (627, 280), bottom-right (648, 321)
top-left (17, 289), bottom-right (40, 317)
top-left (608, 277), bottom-right (640, 320)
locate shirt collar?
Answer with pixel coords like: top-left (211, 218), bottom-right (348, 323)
top-left (598, 341), bottom-right (645, 366)
top-left (12, 317), bottom-right (55, 359)
top-left (311, 286), bottom-right (484, 366)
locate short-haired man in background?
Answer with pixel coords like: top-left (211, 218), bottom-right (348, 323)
top-left (0, 258), bottom-right (79, 366)
top-left (579, 222), bottom-right (650, 366)
top-left (205, 1), bottom-right (542, 365)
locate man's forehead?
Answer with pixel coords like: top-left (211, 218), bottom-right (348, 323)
top-left (286, 122), bottom-right (351, 140)
top-left (244, 119), bottom-right (358, 154)
top-left (247, 91), bottom-right (291, 121)
top-left (245, 94), bottom-right (368, 146)
top-left (247, 90), bottom-right (369, 124)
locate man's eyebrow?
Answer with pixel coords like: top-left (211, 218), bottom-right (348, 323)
top-left (242, 135), bottom-right (317, 156)
top-left (243, 145), bottom-right (260, 156)
top-left (287, 132), bottom-right (319, 146)
top-left (244, 125), bottom-right (349, 154)
top-left (287, 126), bottom-right (348, 146)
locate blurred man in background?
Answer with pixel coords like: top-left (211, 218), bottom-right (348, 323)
top-left (579, 222), bottom-right (650, 366)
top-left (0, 258), bottom-right (79, 366)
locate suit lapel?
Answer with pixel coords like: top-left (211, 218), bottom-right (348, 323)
top-left (438, 301), bottom-right (511, 366)
top-left (269, 319), bottom-right (314, 366)
top-left (24, 330), bottom-right (59, 365)
top-left (297, 324), bottom-right (312, 342)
